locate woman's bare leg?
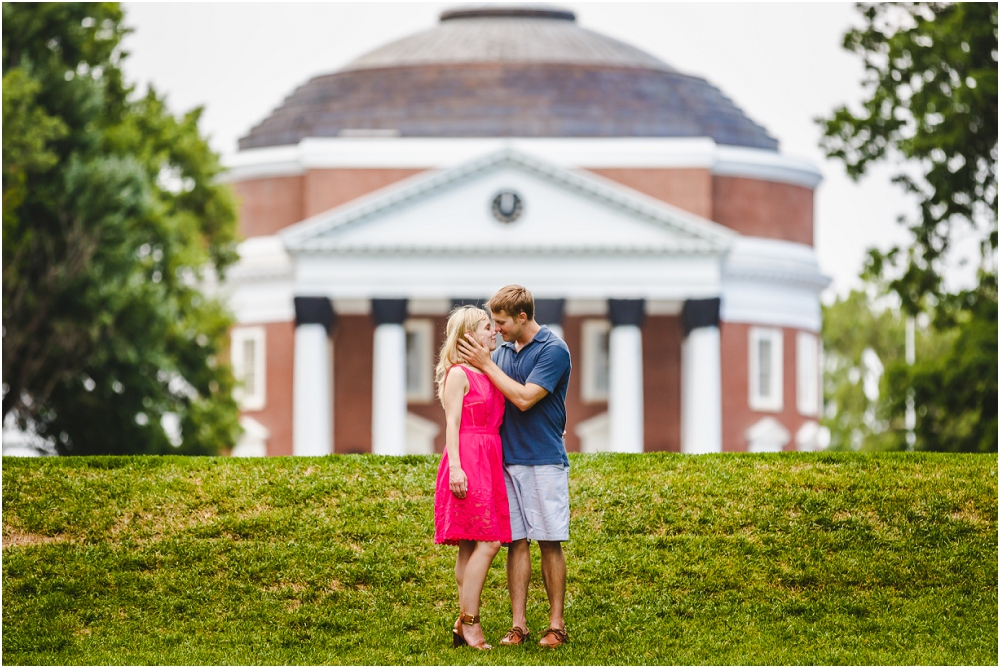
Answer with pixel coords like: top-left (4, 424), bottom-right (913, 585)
top-left (455, 540), bottom-right (475, 607)
top-left (459, 540), bottom-right (501, 646)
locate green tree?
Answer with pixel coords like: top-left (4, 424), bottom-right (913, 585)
top-left (2, 3), bottom-right (241, 455)
top-left (819, 2), bottom-right (997, 452)
top-left (882, 273), bottom-right (997, 452)
top-left (821, 290), bottom-right (956, 451)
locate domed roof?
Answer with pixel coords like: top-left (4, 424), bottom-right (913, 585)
top-left (343, 6), bottom-right (675, 73)
top-left (239, 6), bottom-right (778, 151)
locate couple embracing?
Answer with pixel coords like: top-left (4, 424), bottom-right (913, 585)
top-left (433, 285), bottom-right (572, 651)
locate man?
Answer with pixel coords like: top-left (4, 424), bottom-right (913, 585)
top-left (457, 285), bottom-right (572, 649)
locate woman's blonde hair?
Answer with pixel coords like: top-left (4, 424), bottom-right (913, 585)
top-left (435, 305), bottom-right (490, 404)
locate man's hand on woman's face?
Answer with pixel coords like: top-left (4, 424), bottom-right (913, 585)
top-left (458, 332), bottom-right (491, 369)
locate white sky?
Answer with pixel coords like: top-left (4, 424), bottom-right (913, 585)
top-left (119, 1), bottom-right (944, 300)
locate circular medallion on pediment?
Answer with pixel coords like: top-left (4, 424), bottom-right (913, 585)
top-left (491, 190), bottom-right (523, 224)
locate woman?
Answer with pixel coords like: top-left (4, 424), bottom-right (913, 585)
top-left (434, 306), bottom-right (511, 651)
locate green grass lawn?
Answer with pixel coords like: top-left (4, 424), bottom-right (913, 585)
top-left (2, 452), bottom-right (996, 665)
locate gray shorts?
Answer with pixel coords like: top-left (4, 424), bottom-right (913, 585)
top-left (504, 463), bottom-right (570, 543)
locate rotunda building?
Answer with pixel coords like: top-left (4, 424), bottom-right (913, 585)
top-left (221, 6), bottom-right (829, 457)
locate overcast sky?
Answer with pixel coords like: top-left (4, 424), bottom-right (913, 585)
top-left (119, 1), bottom-right (941, 300)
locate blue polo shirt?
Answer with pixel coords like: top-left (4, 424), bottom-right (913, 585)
top-left (493, 326), bottom-right (572, 466)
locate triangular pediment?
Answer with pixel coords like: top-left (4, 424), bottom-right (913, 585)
top-left (280, 149), bottom-right (736, 255)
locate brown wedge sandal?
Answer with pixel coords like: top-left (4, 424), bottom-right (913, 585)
top-left (452, 616), bottom-right (466, 648)
top-left (453, 613), bottom-right (492, 650)
top-left (499, 626), bottom-right (530, 646)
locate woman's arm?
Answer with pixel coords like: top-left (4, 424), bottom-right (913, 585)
top-left (442, 366), bottom-right (469, 499)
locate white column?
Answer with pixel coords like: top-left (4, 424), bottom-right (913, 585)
top-left (293, 323), bottom-right (332, 456)
top-left (607, 299), bottom-right (645, 454)
top-left (372, 299), bottom-right (408, 456)
top-left (681, 326), bottom-right (722, 453)
top-left (609, 325), bottom-right (644, 453)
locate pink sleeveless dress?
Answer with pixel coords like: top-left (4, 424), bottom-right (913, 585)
top-left (434, 366), bottom-right (512, 545)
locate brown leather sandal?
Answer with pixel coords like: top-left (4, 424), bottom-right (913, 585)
top-left (453, 613), bottom-right (492, 650)
top-left (452, 615), bottom-right (466, 648)
top-left (499, 626), bottom-right (530, 646)
top-left (538, 627), bottom-right (568, 648)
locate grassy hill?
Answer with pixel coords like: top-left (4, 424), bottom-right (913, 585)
top-left (2, 452), bottom-right (996, 666)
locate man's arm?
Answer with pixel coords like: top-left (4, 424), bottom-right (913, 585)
top-left (457, 334), bottom-right (549, 412)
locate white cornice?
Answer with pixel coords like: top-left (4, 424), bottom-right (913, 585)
top-left (723, 266), bottom-right (832, 290)
top-left (720, 238), bottom-right (830, 332)
top-left (722, 238), bottom-right (832, 290)
top-left (226, 265), bottom-right (294, 283)
top-left (222, 144), bottom-right (303, 181)
top-left (293, 243), bottom-right (724, 256)
top-left (221, 137), bottom-right (822, 189)
top-left (713, 146), bottom-right (822, 189)
top-left (226, 235), bottom-right (294, 284)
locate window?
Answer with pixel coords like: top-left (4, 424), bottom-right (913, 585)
top-left (405, 319), bottom-right (434, 403)
top-left (581, 319), bottom-right (610, 402)
top-left (231, 326), bottom-right (266, 411)
top-left (749, 327), bottom-right (783, 412)
top-left (796, 332), bottom-right (820, 417)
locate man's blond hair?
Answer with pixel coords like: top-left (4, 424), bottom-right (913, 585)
top-left (488, 285), bottom-right (534, 321)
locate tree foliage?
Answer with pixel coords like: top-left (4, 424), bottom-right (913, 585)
top-left (821, 290), bottom-right (966, 451)
top-left (2, 3), bottom-right (241, 455)
top-left (882, 274), bottom-right (997, 452)
top-left (819, 3), bottom-right (997, 452)
top-left (820, 2), bottom-right (997, 307)
top-left (822, 291), bottom-right (907, 452)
